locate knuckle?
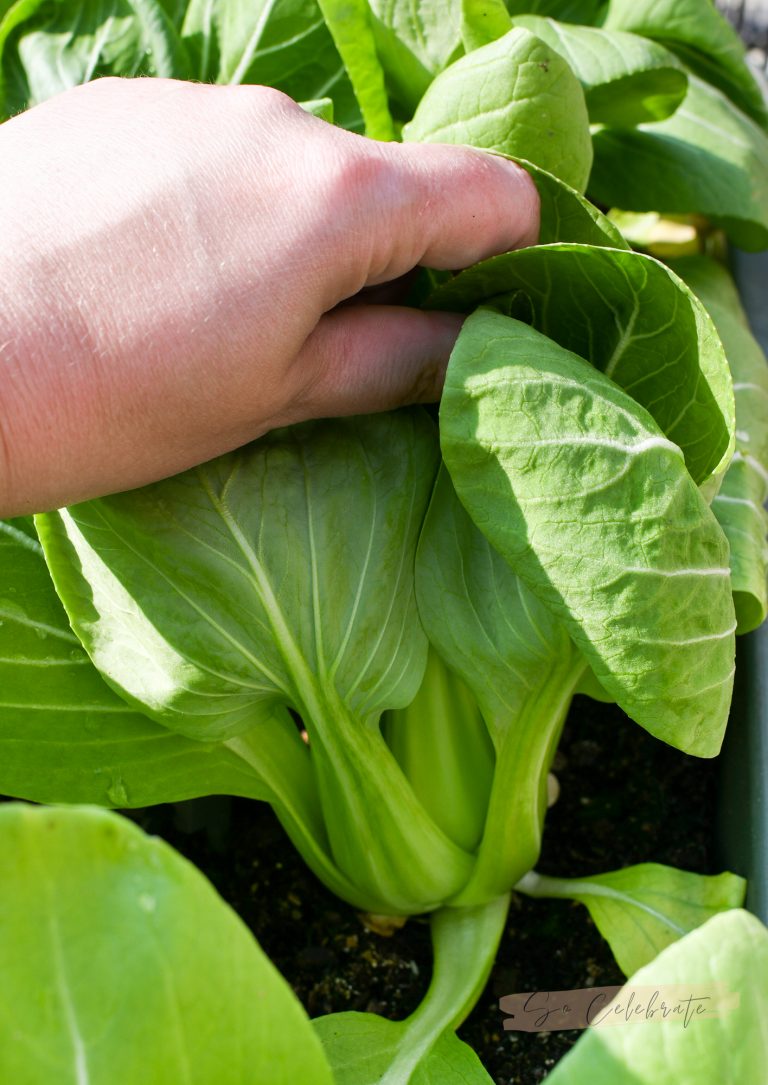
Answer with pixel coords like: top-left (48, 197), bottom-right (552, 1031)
top-left (87, 75), bottom-right (123, 92)
top-left (325, 142), bottom-right (417, 280)
top-left (226, 84), bottom-right (301, 128)
top-left (333, 142), bottom-right (395, 206)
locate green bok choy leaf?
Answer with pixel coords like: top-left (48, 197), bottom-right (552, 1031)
top-left (0, 803), bottom-right (335, 1085)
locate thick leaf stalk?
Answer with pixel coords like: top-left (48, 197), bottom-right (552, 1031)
top-left (294, 680), bottom-right (475, 914)
top-left (449, 655), bottom-right (586, 906)
top-left (382, 649), bottom-right (495, 853)
top-left (378, 894), bottom-right (510, 1084)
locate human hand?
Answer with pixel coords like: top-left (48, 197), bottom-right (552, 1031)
top-left (0, 78), bottom-right (539, 516)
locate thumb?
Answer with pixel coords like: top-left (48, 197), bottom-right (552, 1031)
top-left (281, 305), bottom-right (464, 423)
top-left (357, 141), bottom-right (540, 287)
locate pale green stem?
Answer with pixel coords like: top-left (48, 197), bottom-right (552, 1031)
top-left (379, 894), bottom-right (511, 1085)
top-left (451, 657), bottom-right (587, 906)
top-left (516, 870), bottom-right (586, 899)
top-left (303, 682), bottom-right (475, 914)
top-left (226, 716), bottom-right (372, 909)
top-left (515, 870), bottom-right (689, 936)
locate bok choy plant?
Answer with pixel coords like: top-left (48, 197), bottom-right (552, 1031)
top-left (1, 0), bottom-right (768, 1080)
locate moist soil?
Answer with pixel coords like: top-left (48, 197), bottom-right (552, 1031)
top-left (130, 693), bottom-right (718, 1084)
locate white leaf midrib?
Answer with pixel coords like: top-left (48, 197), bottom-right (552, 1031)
top-left (228, 0), bottom-right (279, 85)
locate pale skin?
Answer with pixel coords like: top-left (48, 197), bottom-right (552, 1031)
top-left (0, 77), bottom-right (539, 518)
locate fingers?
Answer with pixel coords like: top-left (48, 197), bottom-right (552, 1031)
top-left (277, 306), bottom-right (464, 424)
top-left (359, 141), bottom-right (541, 286)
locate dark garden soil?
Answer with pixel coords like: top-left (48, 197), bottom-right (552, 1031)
top-left (129, 693), bottom-right (719, 1085)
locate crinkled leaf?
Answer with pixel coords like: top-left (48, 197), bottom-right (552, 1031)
top-left (508, 156), bottom-right (629, 247)
top-left (315, 1014), bottom-right (493, 1085)
top-left (712, 462), bottom-right (768, 634)
top-left (429, 243), bottom-right (735, 488)
top-left (518, 863), bottom-right (746, 977)
top-left (0, 0), bottom-right (190, 118)
top-left (316, 0), bottom-right (394, 138)
top-left (546, 909), bottom-right (768, 1085)
top-left (213, 0), bottom-right (362, 131)
top-left (511, 16), bottom-right (687, 126)
top-left (366, 0), bottom-right (462, 114)
top-left (590, 76), bottom-right (768, 252)
top-left (668, 258), bottom-right (768, 473)
top-left (670, 255), bottom-right (768, 634)
top-left (603, 0), bottom-right (768, 129)
top-left (441, 310), bottom-right (736, 756)
top-left (402, 27), bottom-right (593, 193)
top-left (0, 804), bottom-right (335, 1085)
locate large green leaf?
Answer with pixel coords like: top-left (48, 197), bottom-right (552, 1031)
top-left (366, 0), bottom-right (463, 114)
top-left (546, 909), bottom-right (768, 1084)
top-left (38, 413), bottom-right (436, 739)
top-left (38, 413), bottom-right (473, 913)
top-left (0, 700), bottom-right (307, 808)
top-left (212, 0), bottom-right (362, 131)
top-left (416, 469), bottom-right (583, 903)
top-left (402, 27), bottom-right (593, 193)
top-left (517, 863), bottom-right (746, 977)
top-left (589, 76), bottom-right (768, 252)
top-left (0, 804), bottom-right (335, 1085)
top-left (0, 0), bottom-right (190, 118)
top-left (603, 0), bottom-right (768, 129)
top-left (428, 243), bottom-right (735, 488)
top-left (0, 516), bottom-right (371, 911)
top-left (669, 255), bottom-right (768, 634)
top-left (441, 310), bottom-right (736, 756)
top-left (511, 16), bottom-right (688, 126)
top-left (0, 517), bottom-right (315, 808)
